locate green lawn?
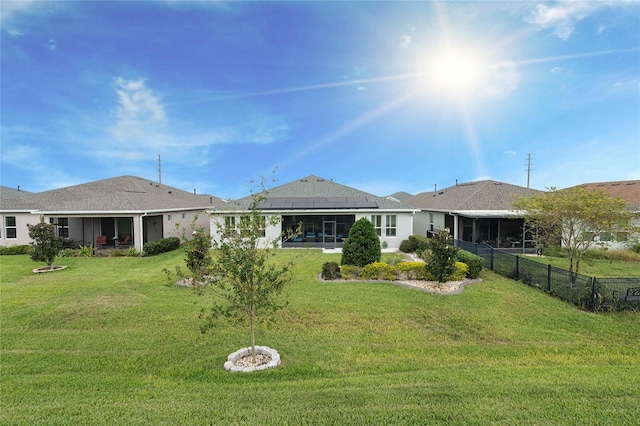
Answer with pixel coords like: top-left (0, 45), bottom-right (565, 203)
top-left (2, 250), bottom-right (639, 425)
top-left (530, 254), bottom-right (640, 278)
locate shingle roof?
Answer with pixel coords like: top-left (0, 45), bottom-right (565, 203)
top-left (0, 186), bottom-right (32, 201)
top-left (573, 180), bottom-right (640, 210)
top-left (404, 180), bottom-right (543, 211)
top-left (224, 175), bottom-right (417, 211)
top-left (0, 175), bottom-right (226, 213)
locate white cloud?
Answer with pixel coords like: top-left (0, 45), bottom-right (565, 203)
top-left (479, 61), bottom-right (521, 99)
top-left (399, 34), bottom-right (412, 49)
top-left (6, 28), bottom-right (23, 37)
top-left (504, 150), bottom-right (517, 156)
top-left (110, 77), bottom-right (166, 139)
top-left (525, 2), bottom-right (602, 40)
top-left (550, 66), bottom-right (563, 73)
top-left (48, 38), bottom-right (57, 51)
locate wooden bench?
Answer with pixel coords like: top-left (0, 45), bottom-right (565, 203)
top-left (614, 287), bottom-right (640, 302)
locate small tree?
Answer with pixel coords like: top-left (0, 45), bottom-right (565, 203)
top-left (341, 217), bottom-right (381, 267)
top-left (185, 226), bottom-right (212, 281)
top-left (202, 182), bottom-right (297, 364)
top-left (27, 220), bottom-right (64, 270)
top-left (426, 228), bottom-right (459, 283)
top-left (513, 186), bottom-right (633, 275)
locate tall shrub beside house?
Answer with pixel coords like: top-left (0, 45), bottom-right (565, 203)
top-left (341, 217), bottom-right (381, 267)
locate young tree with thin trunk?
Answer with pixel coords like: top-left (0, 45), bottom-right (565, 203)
top-left (202, 181), bottom-right (298, 364)
top-left (513, 186), bottom-right (633, 275)
top-left (27, 220), bottom-right (64, 270)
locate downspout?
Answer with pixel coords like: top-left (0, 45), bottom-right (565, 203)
top-left (451, 213), bottom-right (459, 240)
top-left (139, 212), bottom-right (148, 252)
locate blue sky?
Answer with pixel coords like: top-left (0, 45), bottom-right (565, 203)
top-left (2, 1), bottom-right (639, 200)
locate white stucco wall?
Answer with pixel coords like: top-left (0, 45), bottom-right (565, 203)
top-left (0, 213), bottom-right (33, 246)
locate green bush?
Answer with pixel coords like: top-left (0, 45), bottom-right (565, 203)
top-left (361, 262), bottom-right (397, 281)
top-left (451, 262), bottom-right (469, 281)
top-left (629, 242), bottom-right (640, 254)
top-left (341, 218), bottom-right (381, 267)
top-left (108, 249), bottom-right (129, 257)
top-left (396, 261), bottom-right (428, 280)
top-left (143, 237), bottom-right (181, 256)
top-left (321, 262), bottom-right (341, 280)
top-left (399, 239), bottom-right (413, 253)
top-left (0, 245), bottom-right (33, 255)
top-left (399, 235), bottom-right (430, 253)
top-left (426, 229), bottom-right (459, 283)
top-left (340, 265), bottom-right (361, 280)
top-left (455, 250), bottom-right (483, 278)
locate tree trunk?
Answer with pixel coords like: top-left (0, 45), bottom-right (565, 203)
top-left (249, 308), bottom-right (256, 364)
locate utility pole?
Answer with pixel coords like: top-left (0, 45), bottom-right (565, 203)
top-left (526, 153), bottom-right (532, 188)
top-left (158, 154), bottom-right (162, 184)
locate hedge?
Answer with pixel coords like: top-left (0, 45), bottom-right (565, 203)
top-left (0, 245), bottom-right (32, 255)
top-left (143, 237), bottom-right (181, 256)
top-left (455, 250), bottom-right (483, 279)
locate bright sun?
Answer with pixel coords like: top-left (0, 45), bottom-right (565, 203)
top-left (425, 48), bottom-right (487, 94)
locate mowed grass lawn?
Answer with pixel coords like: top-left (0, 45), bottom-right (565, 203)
top-left (2, 249), bottom-right (639, 425)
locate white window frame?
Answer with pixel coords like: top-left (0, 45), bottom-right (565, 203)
top-left (370, 215), bottom-right (382, 236)
top-left (385, 214), bottom-right (397, 237)
top-left (5, 216), bottom-right (17, 239)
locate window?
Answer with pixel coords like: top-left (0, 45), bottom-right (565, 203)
top-left (49, 217), bottom-right (69, 238)
top-left (370, 215), bottom-right (382, 236)
top-left (181, 213), bottom-right (186, 220)
top-left (385, 215), bottom-right (397, 237)
top-left (429, 213), bottom-right (434, 232)
top-left (5, 216), bottom-right (17, 239)
top-left (224, 216), bottom-right (236, 235)
top-left (167, 214), bottom-right (172, 222)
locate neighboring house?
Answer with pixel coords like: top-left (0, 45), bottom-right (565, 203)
top-left (0, 176), bottom-right (225, 252)
top-left (572, 180), bottom-right (640, 249)
top-left (404, 180), bottom-right (543, 251)
top-left (0, 186), bottom-right (32, 201)
top-left (208, 175), bottom-right (420, 250)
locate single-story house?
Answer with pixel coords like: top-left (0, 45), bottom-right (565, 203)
top-left (208, 175), bottom-right (420, 250)
top-left (572, 180), bottom-right (640, 249)
top-left (404, 180), bottom-right (543, 252)
top-left (0, 175), bottom-right (225, 252)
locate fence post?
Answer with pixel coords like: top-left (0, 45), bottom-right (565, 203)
top-left (590, 277), bottom-right (597, 312)
top-left (490, 247), bottom-right (494, 270)
top-left (515, 256), bottom-right (519, 280)
top-left (547, 264), bottom-right (552, 292)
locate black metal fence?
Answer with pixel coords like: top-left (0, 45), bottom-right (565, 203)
top-left (455, 240), bottom-right (640, 312)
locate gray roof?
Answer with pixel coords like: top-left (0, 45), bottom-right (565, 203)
top-left (224, 175), bottom-right (417, 211)
top-left (404, 180), bottom-right (543, 212)
top-left (0, 175), bottom-right (226, 213)
top-left (387, 191), bottom-right (413, 202)
top-left (0, 186), bottom-right (33, 201)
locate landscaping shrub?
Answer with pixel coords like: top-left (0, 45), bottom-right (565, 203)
top-left (361, 262), bottom-right (397, 281)
top-left (455, 250), bottom-right (483, 278)
top-left (426, 228), bottom-right (459, 283)
top-left (399, 235), bottom-right (430, 253)
top-left (451, 262), bottom-right (469, 281)
top-left (340, 265), bottom-right (361, 280)
top-left (0, 245), bottom-right (32, 255)
top-left (321, 262), bottom-right (341, 280)
top-left (629, 242), bottom-right (640, 254)
top-left (341, 217), bottom-right (381, 267)
top-left (185, 230), bottom-right (212, 277)
top-left (399, 239), bottom-right (413, 253)
top-left (396, 261), bottom-right (428, 280)
top-left (143, 237), bottom-right (180, 256)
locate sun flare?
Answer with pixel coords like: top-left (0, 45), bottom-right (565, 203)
top-left (425, 48), bottom-right (488, 94)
